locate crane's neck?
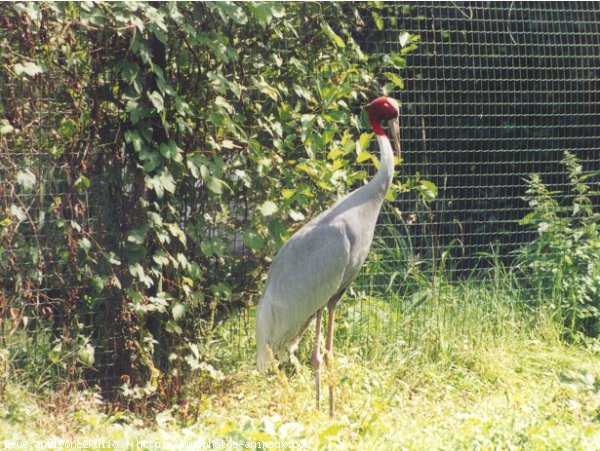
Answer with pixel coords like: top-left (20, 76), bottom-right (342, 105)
top-left (364, 133), bottom-right (395, 201)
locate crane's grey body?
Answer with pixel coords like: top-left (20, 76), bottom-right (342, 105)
top-left (256, 135), bottom-right (395, 370)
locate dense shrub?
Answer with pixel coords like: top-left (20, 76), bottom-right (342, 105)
top-left (0, 2), bottom-right (413, 402)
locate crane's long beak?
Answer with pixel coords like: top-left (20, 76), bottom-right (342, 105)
top-left (389, 116), bottom-right (401, 159)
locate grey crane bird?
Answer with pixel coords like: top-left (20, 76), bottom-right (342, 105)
top-left (256, 96), bottom-right (401, 417)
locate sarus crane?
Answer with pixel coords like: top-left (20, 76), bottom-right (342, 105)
top-left (256, 96), bottom-right (401, 417)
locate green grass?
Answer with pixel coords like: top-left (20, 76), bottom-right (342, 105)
top-left (3, 274), bottom-right (600, 449)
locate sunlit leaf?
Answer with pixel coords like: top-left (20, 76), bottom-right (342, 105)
top-left (399, 32), bottom-right (411, 48)
top-left (243, 230), bottom-right (265, 250)
top-left (357, 133), bottom-right (373, 154)
top-left (172, 303), bottom-right (186, 321)
top-left (78, 344), bottom-right (95, 366)
top-left (147, 91), bottom-right (164, 112)
top-left (357, 151), bottom-right (374, 164)
top-left (207, 1), bottom-right (248, 25)
top-left (258, 200), bottom-right (278, 217)
top-left (282, 189), bottom-right (295, 200)
top-left (322, 22), bottom-right (345, 48)
top-left (159, 139), bottom-right (183, 163)
top-left (14, 62), bottom-right (43, 77)
top-left (384, 72), bottom-right (405, 89)
top-left (372, 11), bottom-right (383, 30)
top-left (16, 168), bottom-right (36, 190)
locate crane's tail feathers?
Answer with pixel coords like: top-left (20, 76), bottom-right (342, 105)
top-left (256, 300), bottom-right (277, 371)
top-left (256, 342), bottom-right (276, 372)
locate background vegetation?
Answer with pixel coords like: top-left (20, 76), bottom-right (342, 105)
top-left (1, 1), bottom-right (422, 402)
top-left (1, 2), bottom-right (600, 447)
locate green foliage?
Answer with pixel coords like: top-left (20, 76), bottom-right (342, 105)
top-left (0, 1), bottom-right (417, 401)
top-left (517, 152), bottom-right (600, 337)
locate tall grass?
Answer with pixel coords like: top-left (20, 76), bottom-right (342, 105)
top-left (206, 221), bottom-right (565, 401)
top-left (170, 237), bottom-right (600, 450)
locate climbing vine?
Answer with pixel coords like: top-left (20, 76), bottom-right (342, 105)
top-left (0, 2), bottom-right (416, 404)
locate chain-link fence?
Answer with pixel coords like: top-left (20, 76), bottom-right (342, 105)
top-left (379, 1), bottom-right (600, 272)
top-left (342, 1), bottom-right (600, 348)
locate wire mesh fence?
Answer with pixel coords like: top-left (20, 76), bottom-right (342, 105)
top-left (341, 1), bottom-right (600, 350)
top-left (381, 1), bottom-right (600, 271)
top-left (1, 2), bottom-right (600, 390)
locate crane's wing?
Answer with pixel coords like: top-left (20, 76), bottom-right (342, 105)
top-left (263, 223), bottom-right (351, 316)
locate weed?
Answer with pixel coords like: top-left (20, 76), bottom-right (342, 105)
top-left (517, 152), bottom-right (600, 338)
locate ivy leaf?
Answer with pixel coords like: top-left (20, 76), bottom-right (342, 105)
top-left (268, 219), bottom-right (287, 250)
top-left (357, 151), bottom-right (374, 164)
top-left (78, 344), bottom-right (95, 367)
top-left (385, 72), bottom-right (405, 90)
top-left (0, 119), bottom-right (15, 135)
top-left (74, 175), bottom-right (91, 192)
top-left (247, 3), bottom-right (283, 26)
top-left (16, 168), bottom-right (36, 190)
top-left (127, 228), bottom-right (147, 245)
top-left (247, 3), bottom-right (270, 25)
top-left (126, 98), bottom-right (148, 124)
top-left (256, 76), bottom-right (279, 101)
top-left (58, 119), bottom-right (78, 139)
top-left (166, 321), bottom-right (183, 336)
top-left (258, 200), bottom-right (278, 217)
top-left (356, 133), bottom-right (373, 154)
top-left (205, 176), bottom-right (229, 194)
top-left (158, 168), bottom-right (176, 195)
top-left (144, 5), bottom-right (168, 31)
top-left (167, 223), bottom-right (187, 247)
top-left (132, 39), bottom-right (152, 64)
top-left (147, 91), bottom-right (164, 112)
top-left (92, 275), bottom-right (107, 292)
top-left (146, 176), bottom-right (164, 198)
top-left (14, 62), bottom-right (43, 77)
top-left (159, 139), bottom-right (183, 163)
top-left (106, 252), bottom-right (121, 266)
top-left (172, 303), bottom-right (186, 321)
top-left (153, 250), bottom-right (169, 267)
top-left (372, 12), bottom-right (384, 30)
top-left (125, 129), bottom-right (143, 152)
top-left (322, 23), bottom-right (345, 48)
top-left (418, 180), bottom-right (438, 201)
top-left (121, 62), bottom-right (140, 84)
top-left (296, 162), bottom-right (318, 177)
top-left (9, 205), bottom-right (26, 222)
top-left (282, 189), bottom-right (295, 200)
top-left (289, 210), bottom-right (305, 221)
top-left (129, 263), bottom-right (154, 288)
top-left (243, 230), bottom-right (265, 250)
top-left (208, 1), bottom-right (248, 25)
top-left (145, 169), bottom-right (176, 198)
top-left (80, 3), bottom-right (105, 26)
top-left (399, 32), bottom-right (412, 48)
top-left (12, 2), bottom-right (41, 21)
top-left (78, 237), bottom-right (92, 253)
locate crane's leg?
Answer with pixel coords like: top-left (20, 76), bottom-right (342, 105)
top-left (324, 306), bottom-right (336, 418)
top-left (312, 309), bottom-right (323, 411)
